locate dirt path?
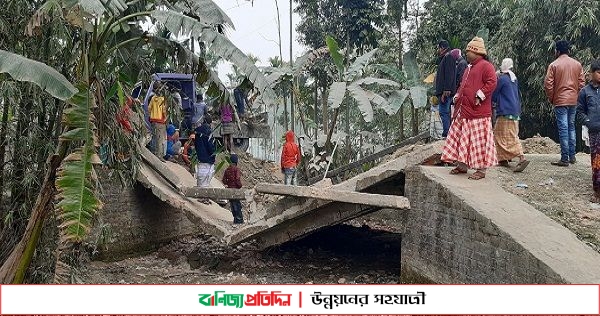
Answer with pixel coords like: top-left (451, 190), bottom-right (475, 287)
top-left (493, 153), bottom-right (600, 253)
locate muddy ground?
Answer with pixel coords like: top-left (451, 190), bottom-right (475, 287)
top-left (81, 135), bottom-right (599, 285)
top-left (82, 223), bottom-right (404, 285)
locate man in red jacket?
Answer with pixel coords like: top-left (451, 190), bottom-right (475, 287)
top-left (222, 154), bottom-right (244, 225)
top-left (441, 36), bottom-right (498, 180)
top-left (280, 130), bottom-right (301, 185)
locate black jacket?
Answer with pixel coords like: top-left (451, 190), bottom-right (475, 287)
top-left (577, 83), bottom-right (600, 132)
top-left (456, 57), bottom-right (468, 89)
top-left (194, 123), bottom-right (216, 164)
top-left (435, 50), bottom-right (457, 96)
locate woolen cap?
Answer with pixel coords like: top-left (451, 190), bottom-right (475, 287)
top-left (466, 36), bottom-right (487, 56)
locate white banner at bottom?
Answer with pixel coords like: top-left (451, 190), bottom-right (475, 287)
top-left (1, 284), bottom-right (598, 314)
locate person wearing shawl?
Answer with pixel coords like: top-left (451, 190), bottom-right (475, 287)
top-left (441, 36), bottom-right (498, 180)
top-left (492, 58), bottom-right (529, 172)
top-left (451, 48), bottom-right (469, 90)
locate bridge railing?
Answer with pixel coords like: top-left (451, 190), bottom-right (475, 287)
top-left (306, 131), bottom-right (430, 185)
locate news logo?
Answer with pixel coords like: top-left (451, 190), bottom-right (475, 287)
top-left (198, 290), bottom-right (293, 308)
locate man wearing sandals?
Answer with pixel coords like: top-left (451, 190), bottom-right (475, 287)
top-left (441, 36), bottom-right (498, 180)
top-left (492, 58), bottom-right (530, 172)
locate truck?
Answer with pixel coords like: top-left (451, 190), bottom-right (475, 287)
top-left (136, 73), bottom-right (271, 152)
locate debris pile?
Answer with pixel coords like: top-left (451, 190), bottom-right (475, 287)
top-left (213, 152), bottom-right (282, 187)
top-left (521, 134), bottom-right (560, 154)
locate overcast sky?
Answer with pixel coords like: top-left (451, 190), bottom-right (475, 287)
top-left (216, 0), bottom-right (307, 84)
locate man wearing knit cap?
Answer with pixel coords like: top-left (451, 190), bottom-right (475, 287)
top-left (544, 40), bottom-right (585, 166)
top-left (441, 36), bottom-right (498, 180)
top-left (434, 39), bottom-right (456, 137)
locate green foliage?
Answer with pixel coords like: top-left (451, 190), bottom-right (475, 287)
top-left (55, 85), bottom-right (102, 243)
top-left (295, 0), bottom-right (385, 53)
top-left (327, 81), bottom-right (347, 109)
top-left (324, 36), bottom-right (398, 123)
top-left (151, 10), bottom-right (277, 105)
top-left (384, 89), bottom-right (409, 115)
top-left (174, 0), bottom-right (235, 30)
top-left (402, 50), bottom-right (421, 84)
top-left (0, 50), bottom-right (78, 101)
top-left (476, 28), bottom-right (489, 43)
top-left (325, 35), bottom-right (345, 77)
top-left (372, 63), bottom-right (407, 84)
top-left (346, 48), bottom-right (378, 80)
top-left (411, 0), bottom-right (503, 72)
top-left (414, 0), bottom-right (600, 138)
top-left (63, 0), bottom-right (128, 17)
top-left (490, 0), bottom-right (600, 137)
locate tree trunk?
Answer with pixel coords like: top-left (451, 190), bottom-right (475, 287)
top-left (321, 86), bottom-right (328, 136)
top-left (0, 140), bottom-right (67, 284)
top-left (274, 0), bottom-right (287, 131)
top-left (325, 108), bottom-right (339, 151)
top-left (396, 2), bottom-right (404, 141)
top-left (344, 27), bottom-right (351, 163)
top-left (283, 93), bottom-right (289, 131)
top-left (396, 1), bottom-right (404, 72)
top-left (359, 133), bottom-right (363, 159)
top-left (289, 0), bottom-right (295, 132)
top-left (0, 98), bottom-right (11, 215)
top-left (412, 104), bottom-right (419, 136)
top-left (314, 84), bottom-right (318, 140)
top-left (398, 104), bottom-right (404, 140)
top-left (11, 99), bottom-right (33, 206)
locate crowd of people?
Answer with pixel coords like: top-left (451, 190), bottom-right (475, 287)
top-left (432, 36), bottom-right (600, 202)
top-left (139, 79), bottom-right (305, 225)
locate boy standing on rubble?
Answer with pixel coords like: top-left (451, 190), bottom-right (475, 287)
top-left (280, 130), bottom-right (301, 185)
top-left (222, 154), bottom-right (244, 225)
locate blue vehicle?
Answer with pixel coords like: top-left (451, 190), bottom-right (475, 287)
top-left (138, 73), bottom-right (270, 152)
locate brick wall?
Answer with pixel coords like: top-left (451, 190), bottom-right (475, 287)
top-left (90, 171), bottom-right (201, 260)
top-left (400, 166), bottom-right (566, 284)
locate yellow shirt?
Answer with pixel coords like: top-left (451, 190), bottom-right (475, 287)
top-left (148, 95), bottom-right (166, 123)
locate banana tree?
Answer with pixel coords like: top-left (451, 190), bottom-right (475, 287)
top-left (0, 0), bottom-right (276, 284)
top-left (323, 35), bottom-right (400, 152)
top-left (0, 49), bottom-right (86, 284)
top-left (371, 50), bottom-right (429, 137)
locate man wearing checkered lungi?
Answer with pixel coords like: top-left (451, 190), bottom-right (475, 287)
top-left (441, 36), bottom-right (498, 180)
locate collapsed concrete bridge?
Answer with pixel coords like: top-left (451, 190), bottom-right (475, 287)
top-left (93, 139), bottom-right (600, 284)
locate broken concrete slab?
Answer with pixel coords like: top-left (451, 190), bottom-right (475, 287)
top-left (226, 141), bottom-right (443, 247)
top-left (182, 187), bottom-right (251, 200)
top-left (254, 183), bottom-right (410, 210)
top-left (137, 160), bottom-right (232, 238)
top-left (139, 145), bottom-right (183, 189)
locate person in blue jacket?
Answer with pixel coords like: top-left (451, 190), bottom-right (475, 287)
top-left (577, 59), bottom-right (600, 202)
top-left (194, 116), bottom-right (216, 204)
top-left (164, 124), bottom-right (181, 161)
top-left (492, 58), bottom-right (529, 173)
